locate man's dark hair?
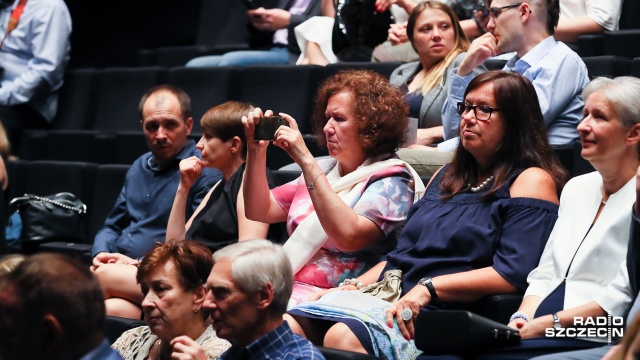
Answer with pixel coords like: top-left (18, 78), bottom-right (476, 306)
top-left (483, 0), bottom-right (559, 35)
top-left (0, 254), bottom-right (106, 353)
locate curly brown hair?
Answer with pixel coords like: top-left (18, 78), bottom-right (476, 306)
top-left (312, 69), bottom-right (409, 157)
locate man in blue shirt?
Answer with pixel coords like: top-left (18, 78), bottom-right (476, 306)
top-left (0, 0), bottom-right (71, 153)
top-left (204, 239), bottom-right (325, 360)
top-left (440, 0), bottom-right (588, 146)
top-left (91, 85), bottom-right (221, 268)
top-left (0, 253), bottom-right (123, 360)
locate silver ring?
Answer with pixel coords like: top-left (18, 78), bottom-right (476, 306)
top-left (400, 308), bottom-right (413, 321)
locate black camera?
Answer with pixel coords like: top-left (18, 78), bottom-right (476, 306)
top-left (254, 116), bottom-right (287, 141)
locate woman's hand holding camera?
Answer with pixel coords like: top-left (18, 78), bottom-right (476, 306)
top-left (242, 108), bottom-right (271, 154)
top-left (273, 114), bottom-right (313, 167)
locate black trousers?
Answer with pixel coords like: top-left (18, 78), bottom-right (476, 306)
top-left (0, 104), bottom-right (49, 155)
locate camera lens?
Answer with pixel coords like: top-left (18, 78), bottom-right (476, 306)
top-left (278, 117), bottom-right (284, 123)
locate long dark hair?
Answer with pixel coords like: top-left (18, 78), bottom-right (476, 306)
top-left (440, 71), bottom-right (567, 199)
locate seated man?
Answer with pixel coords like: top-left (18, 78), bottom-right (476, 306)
top-left (186, 0), bottom-right (321, 67)
top-left (375, 0), bottom-right (622, 63)
top-left (203, 239), bottom-right (326, 359)
top-left (0, 0), bottom-right (72, 154)
top-left (0, 253), bottom-right (122, 360)
top-left (440, 0), bottom-right (588, 147)
top-left (91, 85), bottom-right (220, 269)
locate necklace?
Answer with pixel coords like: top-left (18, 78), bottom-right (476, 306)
top-left (600, 185), bottom-right (608, 205)
top-left (469, 176), bottom-right (494, 193)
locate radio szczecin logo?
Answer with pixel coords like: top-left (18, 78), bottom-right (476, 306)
top-left (544, 312), bottom-right (624, 344)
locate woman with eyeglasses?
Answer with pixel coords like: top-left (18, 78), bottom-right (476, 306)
top-left (284, 70), bottom-right (566, 359)
top-left (470, 76), bottom-right (640, 360)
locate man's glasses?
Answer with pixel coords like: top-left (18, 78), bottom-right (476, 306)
top-left (488, 3), bottom-right (522, 19)
top-left (456, 102), bottom-right (499, 121)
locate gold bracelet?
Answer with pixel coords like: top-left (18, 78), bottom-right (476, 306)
top-left (306, 172), bottom-right (325, 190)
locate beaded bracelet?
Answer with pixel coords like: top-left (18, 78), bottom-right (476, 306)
top-left (509, 311), bottom-right (530, 323)
top-left (338, 278), bottom-right (363, 290)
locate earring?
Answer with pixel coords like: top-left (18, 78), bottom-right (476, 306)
top-left (194, 309), bottom-right (198, 314)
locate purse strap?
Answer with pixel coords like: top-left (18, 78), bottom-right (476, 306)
top-left (25, 194), bottom-right (87, 214)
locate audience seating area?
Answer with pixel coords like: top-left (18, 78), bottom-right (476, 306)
top-left (5, 0), bottom-right (640, 354)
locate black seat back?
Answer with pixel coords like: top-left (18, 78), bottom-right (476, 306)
top-left (88, 164), bottom-right (131, 242)
top-left (93, 67), bottom-right (167, 131)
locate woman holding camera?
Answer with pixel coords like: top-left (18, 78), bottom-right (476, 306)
top-left (286, 71), bottom-right (565, 359)
top-left (242, 69), bottom-right (424, 306)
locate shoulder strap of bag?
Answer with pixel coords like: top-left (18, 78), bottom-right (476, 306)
top-left (10, 193), bottom-right (87, 214)
top-left (0, 0), bottom-right (28, 50)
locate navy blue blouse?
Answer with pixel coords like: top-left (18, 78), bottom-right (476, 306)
top-left (383, 164), bottom-right (559, 295)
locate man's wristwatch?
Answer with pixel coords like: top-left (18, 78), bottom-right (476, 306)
top-left (552, 313), bottom-right (562, 329)
top-left (418, 277), bottom-right (438, 301)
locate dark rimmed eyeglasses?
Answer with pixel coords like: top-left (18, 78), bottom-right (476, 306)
top-left (456, 102), bottom-right (499, 121)
top-left (488, 3), bottom-right (522, 19)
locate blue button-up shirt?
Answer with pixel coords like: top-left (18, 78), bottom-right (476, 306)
top-left (0, 0), bottom-right (71, 121)
top-left (219, 322), bottom-right (325, 360)
top-left (92, 140), bottom-right (222, 258)
top-left (441, 36), bottom-right (588, 146)
top-left (80, 339), bottom-right (123, 360)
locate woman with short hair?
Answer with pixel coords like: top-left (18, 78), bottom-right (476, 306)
top-left (111, 240), bottom-right (230, 359)
top-left (475, 76), bottom-right (640, 359)
top-left (96, 101), bottom-right (280, 319)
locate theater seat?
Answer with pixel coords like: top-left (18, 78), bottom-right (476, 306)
top-left (318, 347), bottom-right (379, 359)
top-left (87, 164), bottom-right (131, 241)
top-left (323, 62), bottom-right (403, 80)
top-left (167, 66), bottom-right (242, 132)
top-left (93, 67), bottom-right (167, 132)
top-left (582, 56), bottom-right (631, 79)
top-left (51, 68), bottom-right (98, 130)
top-left (604, 30), bottom-right (640, 59)
top-left (105, 316), bottom-right (146, 344)
top-left (631, 57), bottom-right (640, 78)
top-left (238, 65), bottom-right (323, 135)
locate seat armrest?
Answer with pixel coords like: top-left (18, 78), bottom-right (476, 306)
top-left (317, 346), bottom-right (379, 359)
top-left (474, 293), bottom-right (524, 323)
top-left (37, 242), bottom-right (93, 265)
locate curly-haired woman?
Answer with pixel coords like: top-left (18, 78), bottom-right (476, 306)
top-left (242, 69), bottom-right (424, 307)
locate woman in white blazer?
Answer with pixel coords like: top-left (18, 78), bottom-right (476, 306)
top-left (474, 77), bottom-right (640, 359)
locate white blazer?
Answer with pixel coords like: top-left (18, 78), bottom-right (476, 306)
top-left (525, 171), bottom-right (635, 317)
